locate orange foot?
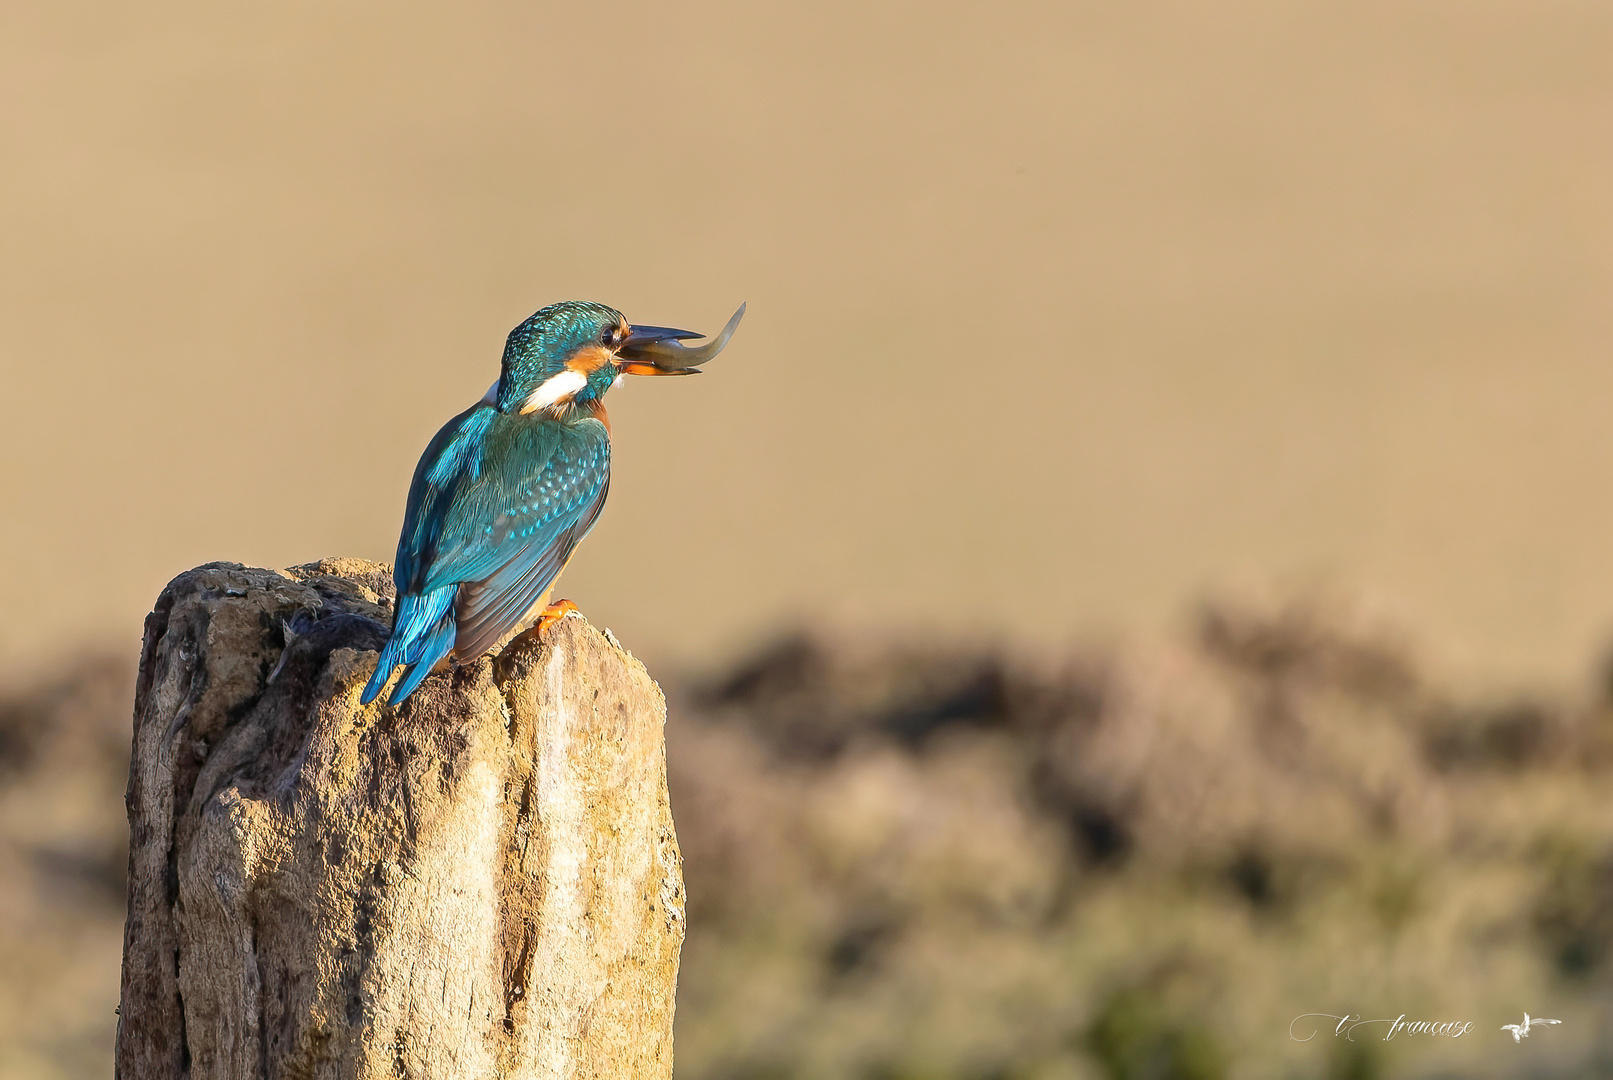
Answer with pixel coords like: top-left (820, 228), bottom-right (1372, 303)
top-left (535, 598), bottom-right (579, 634)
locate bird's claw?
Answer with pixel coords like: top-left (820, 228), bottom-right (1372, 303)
top-left (535, 599), bottom-right (580, 634)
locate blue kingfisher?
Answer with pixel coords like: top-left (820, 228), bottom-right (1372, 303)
top-left (361, 301), bottom-right (744, 706)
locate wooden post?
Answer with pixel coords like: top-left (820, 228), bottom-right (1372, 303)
top-left (116, 560), bottom-right (685, 1080)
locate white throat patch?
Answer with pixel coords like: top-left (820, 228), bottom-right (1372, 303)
top-left (519, 369), bottom-right (589, 413)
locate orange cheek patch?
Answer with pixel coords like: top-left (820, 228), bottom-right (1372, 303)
top-left (565, 344), bottom-right (614, 375)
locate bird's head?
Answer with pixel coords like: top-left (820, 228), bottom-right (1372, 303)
top-left (494, 300), bottom-right (745, 415)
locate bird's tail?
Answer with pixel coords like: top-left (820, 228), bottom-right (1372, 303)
top-left (360, 586), bottom-right (458, 706)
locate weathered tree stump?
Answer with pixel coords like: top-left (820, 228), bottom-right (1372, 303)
top-left (116, 560), bottom-right (685, 1080)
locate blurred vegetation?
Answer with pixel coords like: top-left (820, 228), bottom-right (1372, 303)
top-left (664, 593), bottom-right (1613, 1080)
top-left (0, 658), bottom-right (130, 1079)
top-left (7, 594), bottom-right (1613, 1077)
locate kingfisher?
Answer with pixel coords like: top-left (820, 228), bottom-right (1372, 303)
top-left (360, 300), bottom-right (744, 706)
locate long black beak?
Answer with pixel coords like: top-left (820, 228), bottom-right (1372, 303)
top-left (617, 303), bottom-right (746, 375)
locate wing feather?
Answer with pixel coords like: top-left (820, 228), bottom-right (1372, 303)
top-left (453, 473), bottom-right (609, 658)
top-left (377, 409), bottom-right (611, 701)
top-left (419, 419), bottom-right (608, 590)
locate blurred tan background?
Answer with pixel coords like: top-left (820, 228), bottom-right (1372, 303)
top-left (3, 0), bottom-right (1611, 687)
top-left (5, 1), bottom-right (1613, 1079)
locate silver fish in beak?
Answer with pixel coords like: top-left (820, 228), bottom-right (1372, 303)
top-left (616, 303), bottom-right (746, 375)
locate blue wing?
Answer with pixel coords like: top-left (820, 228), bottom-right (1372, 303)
top-left (361, 405), bottom-right (611, 706)
top-left (451, 470), bottom-right (610, 658)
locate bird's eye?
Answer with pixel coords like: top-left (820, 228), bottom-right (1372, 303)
top-left (599, 328), bottom-right (614, 346)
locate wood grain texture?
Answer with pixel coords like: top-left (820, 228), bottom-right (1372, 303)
top-left (116, 559), bottom-right (684, 1080)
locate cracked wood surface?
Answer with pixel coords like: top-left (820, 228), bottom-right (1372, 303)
top-left (116, 560), bottom-right (685, 1080)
